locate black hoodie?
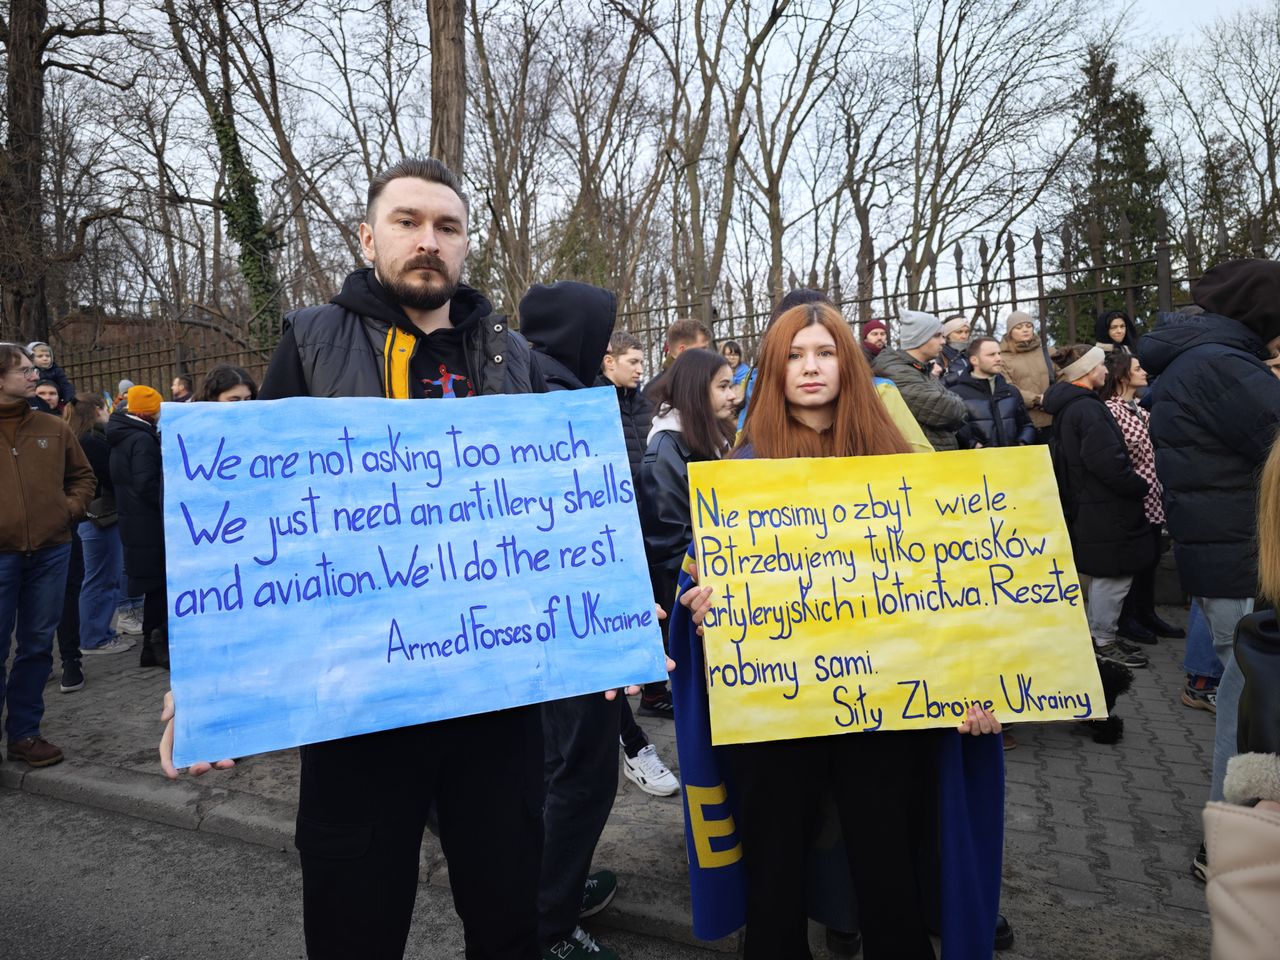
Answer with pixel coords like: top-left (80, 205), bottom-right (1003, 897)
top-left (261, 269), bottom-right (494, 400)
top-left (1095, 309), bottom-right (1139, 353)
top-left (518, 281), bottom-right (616, 391)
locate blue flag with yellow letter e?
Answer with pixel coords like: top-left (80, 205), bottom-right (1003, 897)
top-left (669, 556), bottom-right (747, 941)
top-left (669, 551), bottom-right (1006, 953)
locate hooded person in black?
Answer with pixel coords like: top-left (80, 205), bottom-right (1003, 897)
top-left (1140, 258), bottom-right (1280, 864)
top-left (1096, 309), bottom-right (1140, 355)
top-left (519, 281), bottom-right (616, 391)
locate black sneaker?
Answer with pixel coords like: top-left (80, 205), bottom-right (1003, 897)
top-left (1095, 641), bottom-right (1148, 668)
top-left (59, 660), bottom-right (84, 693)
top-left (1117, 615), bottom-right (1157, 644)
top-left (579, 870), bottom-right (617, 918)
top-left (825, 928), bottom-right (862, 957)
top-left (638, 692), bottom-right (674, 718)
top-left (1192, 843), bottom-right (1207, 883)
top-left (995, 914), bottom-right (1014, 950)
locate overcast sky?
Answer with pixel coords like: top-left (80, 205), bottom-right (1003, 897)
top-left (1133, 0), bottom-right (1257, 36)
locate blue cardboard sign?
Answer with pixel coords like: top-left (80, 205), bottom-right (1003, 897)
top-left (162, 389), bottom-right (666, 766)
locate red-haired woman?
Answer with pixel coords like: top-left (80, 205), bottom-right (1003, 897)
top-left (675, 302), bottom-right (1005, 960)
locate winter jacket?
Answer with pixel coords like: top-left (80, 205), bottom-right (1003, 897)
top-left (1104, 398), bottom-right (1163, 524)
top-left (0, 400), bottom-right (95, 553)
top-left (35, 362), bottom-right (76, 403)
top-left (259, 269), bottom-right (535, 400)
top-left (939, 342), bottom-right (970, 386)
top-left (1204, 750), bottom-right (1280, 960)
top-left (595, 374), bottom-right (653, 492)
top-left (107, 411), bottom-right (165, 594)
top-left (1139, 312), bottom-right (1280, 597)
top-left (872, 347), bottom-right (967, 451)
top-left (950, 371), bottom-right (1036, 448)
top-left (640, 408), bottom-right (725, 605)
top-left (77, 426), bottom-right (113, 500)
top-left (999, 332), bottom-right (1054, 430)
top-left (1042, 382), bottom-right (1151, 577)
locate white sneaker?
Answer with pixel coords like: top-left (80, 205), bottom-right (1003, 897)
top-left (81, 637), bottom-right (137, 655)
top-left (622, 743), bottom-right (680, 796)
top-left (116, 610), bottom-right (144, 635)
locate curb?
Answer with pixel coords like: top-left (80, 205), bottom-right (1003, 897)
top-left (1, 759), bottom-right (734, 953)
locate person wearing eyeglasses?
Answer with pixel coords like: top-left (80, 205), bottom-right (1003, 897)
top-left (0, 343), bottom-right (96, 768)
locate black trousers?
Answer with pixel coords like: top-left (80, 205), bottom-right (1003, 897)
top-left (724, 730), bottom-right (939, 960)
top-left (539, 693), bottom-right (621, 942)
top-left (296, 706), bottom-right (543, 960)
top-left (57, 530), bottom-right (83, 664)
top-left (618, 697), bottom-right (648, 759)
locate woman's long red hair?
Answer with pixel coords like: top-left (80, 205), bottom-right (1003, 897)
top-left (738, 302), bottom-right (913, 459)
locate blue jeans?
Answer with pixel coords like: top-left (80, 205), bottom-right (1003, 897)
top-left (78, 520), bottom-right (122, 649)
top-left (0, 543), bottom-right (73, 742)
top-left (1181, 600), bottom-right (1224, 680)
top-left (1198, 596), bottom-right (1255, 802)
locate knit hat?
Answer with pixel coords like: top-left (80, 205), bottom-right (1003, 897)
top-left (898, 309), bottom-right (943, 350)
top-left (1192, 259), bottom-right (1280, 343)
top-left (1005, 310), bottom-right (1034, 334)
top-left (942, 316), bottom-right (969, 338)
top-left (26, 341), bottom-right (51, 356)
top-left (117, 379), bottom-right (134, 396)
top-left (861, 318), bottom-right (887, 341)
top-left (126, 385), bottom-right (162, 417)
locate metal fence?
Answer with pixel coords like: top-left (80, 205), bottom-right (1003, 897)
top-left (55, 211), bottom-right (1273, 393)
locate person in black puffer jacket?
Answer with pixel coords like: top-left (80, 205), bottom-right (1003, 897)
top-left (107, 386), bottom-right (168, 668)
top-left (950, 336), bottom-right (1035, 448)
top-left (595, 331), bottom-right (653, 490)
top-left (1043, 345), bottom-right (1151, 671)
top-left (1139, 258), bottom-right (1280, 825)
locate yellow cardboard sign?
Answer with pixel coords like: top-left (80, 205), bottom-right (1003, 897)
top-left (688, 446), bottom-right (1106, 745)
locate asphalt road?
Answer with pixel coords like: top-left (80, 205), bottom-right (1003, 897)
top-left (0, 789), bottom-right (719, 960)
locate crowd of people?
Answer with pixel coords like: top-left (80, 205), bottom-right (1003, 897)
top-left (3, 156), bottom-right (1280, 960)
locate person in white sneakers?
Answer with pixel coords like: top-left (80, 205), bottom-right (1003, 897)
top-left (621, 739), bottom-right (679, 797)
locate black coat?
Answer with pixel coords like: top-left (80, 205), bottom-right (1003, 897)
top-left (78, 426), bottom-right (113, 499)
top-left (639, 415), bottom-right (696, 606)
top-left (950, 371), bottom-right (1036, 448)
top-left (595, 374), bottom-right (653, 491)
top-left (107, 411), bottom-right (165, 593)
top-left (1139, 312), bottom-right (1280, 597)
top-left (1042, 382), bottom-right (1151, 577)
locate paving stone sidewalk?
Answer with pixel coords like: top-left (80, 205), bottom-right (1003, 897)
top-left (4, 605), bottom-right (1215, 958)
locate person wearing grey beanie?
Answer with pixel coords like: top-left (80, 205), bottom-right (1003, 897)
top-left (873, 309), bottom-right (967, 450)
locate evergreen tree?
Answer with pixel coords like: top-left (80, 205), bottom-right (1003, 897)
top-left (1045, 46), bottom-right (1167, 344)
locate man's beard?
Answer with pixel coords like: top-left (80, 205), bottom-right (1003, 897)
top-left (380, 255), bottom-right (459, 311)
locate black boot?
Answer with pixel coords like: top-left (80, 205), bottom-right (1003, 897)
top-left (995, 914), bottom-right (1014, 951)
top-left (149, 628), bottom-right (170, 669)
top-left (139, 631), bottom-right (157, 667)
top-left (1117, 613), bottom-right (1157, 644)
top-left (1141, 610), bottom-right (1186, 639)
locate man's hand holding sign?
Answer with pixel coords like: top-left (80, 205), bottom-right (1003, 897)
top-left (158, 389), bottom-right (667, 771)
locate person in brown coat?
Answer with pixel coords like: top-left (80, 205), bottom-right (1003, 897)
top-left (0, 343), bottom-right (95, 767)
top-left (998, 310), bottom-right (1055, 443)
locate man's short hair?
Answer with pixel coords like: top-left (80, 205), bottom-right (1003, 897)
top-left (966, 335), bottom-right (999, 360)
top-left (175, 374), bottom-right (194, 392)
top-left (664, 318), bottom-right (713, 350)
top-left (607, 331), bottom-right (643, 356)
top-left (367, 158), bottom-right (469, 220)
top-left (0, 342), bottom-right (32, 379)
